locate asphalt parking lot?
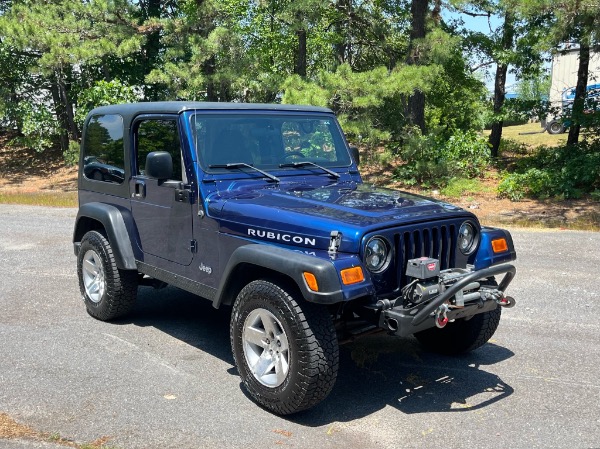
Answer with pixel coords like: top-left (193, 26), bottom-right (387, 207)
top-left (1, 204), bottom-right (599, 448)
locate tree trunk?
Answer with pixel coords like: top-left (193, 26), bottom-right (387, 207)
top-left (50, 68), bottom-right (78, 149)
top-left (488, 62), bottom-right (509, 158)
top-left (203, 55), bottom-right (217, 101)
top-left (59, 77), bottom-right (78, 141)
top-left (567, 15), bottom-right (594, 146)
top-left (142, 0), bottom-right (161, 100)
top-left (50, 79), bottom-right (69, 151)
top-left (488, 12), bottom-right (515, 158)
top-left (405, 0), bottom-right (428, 133)
top-left (334, 0), bottom-right (351, 67)
top-left (295, 26), bottom-right (307, 77)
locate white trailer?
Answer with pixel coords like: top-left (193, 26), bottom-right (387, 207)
top-left (544, 47), bottom-right (600, 134)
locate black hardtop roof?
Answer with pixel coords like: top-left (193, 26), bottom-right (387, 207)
top-left (88, 101), bottom-right (333, 119)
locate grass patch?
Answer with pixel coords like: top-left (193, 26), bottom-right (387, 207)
top-left (483, 122), bottom-right (567, 149)
top-left (0, 190), bottom-right (77, 207)
top-left (440, 178), bottom-right (493, 198)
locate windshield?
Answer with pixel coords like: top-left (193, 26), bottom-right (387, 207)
top-left (189, 113), bottom-right (352, 173)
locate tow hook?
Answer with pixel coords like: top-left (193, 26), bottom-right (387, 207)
top-left (497, 295), bottom-right (516, 308)
top-left (435, 303), bottom-right (450, 328)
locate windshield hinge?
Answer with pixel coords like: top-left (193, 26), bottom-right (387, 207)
top-left (190, 239), bottom-right (198, 253)
top-left (328, 231), bottom-right (342, 257)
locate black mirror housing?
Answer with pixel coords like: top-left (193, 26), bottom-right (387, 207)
top-left (145, 151), bottom-right (173, 180)
top-left (349, 146), bottom-right (360, 166)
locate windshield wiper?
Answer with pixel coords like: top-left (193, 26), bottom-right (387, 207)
top-left (209, 163), bottom-right (280, 183)
top-left (279, 161), bottom-right (340, 179)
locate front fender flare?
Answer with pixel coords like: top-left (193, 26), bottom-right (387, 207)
top-left (213, 244), bottom-right (344, 308)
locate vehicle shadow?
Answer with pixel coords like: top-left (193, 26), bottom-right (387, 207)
top-left (121, 286), bottom-right (515, 424)
top-left (293, 334), bottom-right (514, 426)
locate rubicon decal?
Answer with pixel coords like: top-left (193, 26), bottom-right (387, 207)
top-left (247, 228), bottom-right (316, 246)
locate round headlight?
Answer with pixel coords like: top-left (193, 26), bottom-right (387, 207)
top-left (458, 222), bottom-right (477, 254)
top-left (365, 236), bottom-right (391, 273)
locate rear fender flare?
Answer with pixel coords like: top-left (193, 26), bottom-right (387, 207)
top-left (73, 202), bottom-right (138, 270)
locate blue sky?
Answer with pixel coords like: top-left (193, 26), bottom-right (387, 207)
top-left (443, 9), bottom-right (519, 93)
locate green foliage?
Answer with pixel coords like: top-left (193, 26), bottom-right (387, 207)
top-left (10, 102), bottom-right (60, 153)
top-left (516, 73), bottom-right (550, 102)
top-left (442, 129), bottom-right (491, 177)
top-left (393, 128), bottom-right (447, 186)
top-left (498, 137), bottom-right (529, 155)
top-left (283, 63), bottom-right (444, 148)
top-left (394, 128), bottom-right (491, 186)
top-left (498, 141), bottom-right (600, 200)
top-left (63, 140), bottom-right (80, 167)
top-left (75, 80), bottom-right (138, 127)
top-left (422, 29), bottom-right (489, 134)
top-left (0, 0), bottom-right (142, 70)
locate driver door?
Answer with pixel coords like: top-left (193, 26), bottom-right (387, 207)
top-left (129, 115), bottom-right (194, 266)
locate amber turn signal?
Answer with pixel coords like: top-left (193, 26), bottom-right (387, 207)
top-left (303, 272), bottom-right (319, 291)
top-left (491, 238), bottom-right (508, 253)
top-left (340, 266), bottom-right (365, 285)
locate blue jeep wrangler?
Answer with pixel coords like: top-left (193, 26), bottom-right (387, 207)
top-left (73, 102), bottom-right (517, 415)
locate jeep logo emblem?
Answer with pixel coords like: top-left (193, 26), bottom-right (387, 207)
top-left (199, 263), bottom-right (212, 274)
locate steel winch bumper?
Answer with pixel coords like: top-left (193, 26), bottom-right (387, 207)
top-left (377, 264), bottom-right (517, 337)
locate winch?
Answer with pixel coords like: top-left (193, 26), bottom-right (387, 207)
top-left (376, 258), bottom-right (517, 336)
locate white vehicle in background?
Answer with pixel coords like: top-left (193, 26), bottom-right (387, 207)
top-left (543, 47), bottom-right (600, 134)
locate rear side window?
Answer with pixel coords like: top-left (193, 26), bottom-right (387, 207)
top-left (82, 114), bottom-right (125, 184)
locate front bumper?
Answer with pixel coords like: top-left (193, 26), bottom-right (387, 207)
top-left (378, 264), bottom-right (516, 337)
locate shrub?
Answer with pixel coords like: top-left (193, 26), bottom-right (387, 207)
top-left (393, 128), bottom-right (491, 186)
top-left (63, 140), bottom-right (80, 166)
top-left (10, 102), bottom-right (60, 152)
top-left (443, 130), bottom-right (491, 177)
top-left (498, 141), bottom-right (600, 200)
top-left (393, 128), bottom-right (447, 186)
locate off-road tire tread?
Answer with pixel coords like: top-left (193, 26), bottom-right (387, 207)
top-left (78, 231), bottom-right (137, 321)
top-left (414, 306), bottom-right (502, 355)
top-left (230, 280), bottom-right (339, 415)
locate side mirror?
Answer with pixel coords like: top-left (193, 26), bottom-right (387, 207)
top-left (349, 146), bottom-right (360, 166)
top-left (145, 151), bottom-right (173, 180)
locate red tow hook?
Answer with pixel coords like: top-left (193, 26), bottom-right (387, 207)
top-left (435, 304), bottom-right (450, 328)
top-left (498, 295), bottom-right (516, 308)
top-left (436, 315), bottom-right (449, 328)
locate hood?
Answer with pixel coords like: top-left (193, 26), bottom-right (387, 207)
top-left (208, 180), bottom-right (475, 253)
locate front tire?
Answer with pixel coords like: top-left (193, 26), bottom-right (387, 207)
top-left (77, 231), bottom-right (138, 321)
top-left (414, 306), bottom-right (502, 355)
top-left (230, 280), bottom-right (339, 415)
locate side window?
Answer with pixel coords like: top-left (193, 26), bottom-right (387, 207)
top-left (83, 114), bottom-right (125, 184)
top-left (136, 119), bottom-right (182, 181)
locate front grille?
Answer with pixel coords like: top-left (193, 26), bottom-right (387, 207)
top-left (393, 224), bottom-right (457, 289)
top-left (364, 220), bottom-right (469, 295)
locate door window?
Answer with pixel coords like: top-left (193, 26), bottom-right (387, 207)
top-left (136, 119), bottom-right (183, 181)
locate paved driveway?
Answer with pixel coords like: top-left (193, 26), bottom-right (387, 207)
top-left (1, 205), bottom-right (599, 448)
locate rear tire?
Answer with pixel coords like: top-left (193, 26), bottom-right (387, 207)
top-left (414, 306), bottom-right (501, 355)
top-left (77, 231), bottom-right (138, 321)
top-left (230, 280), bottom-right (339, 415)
